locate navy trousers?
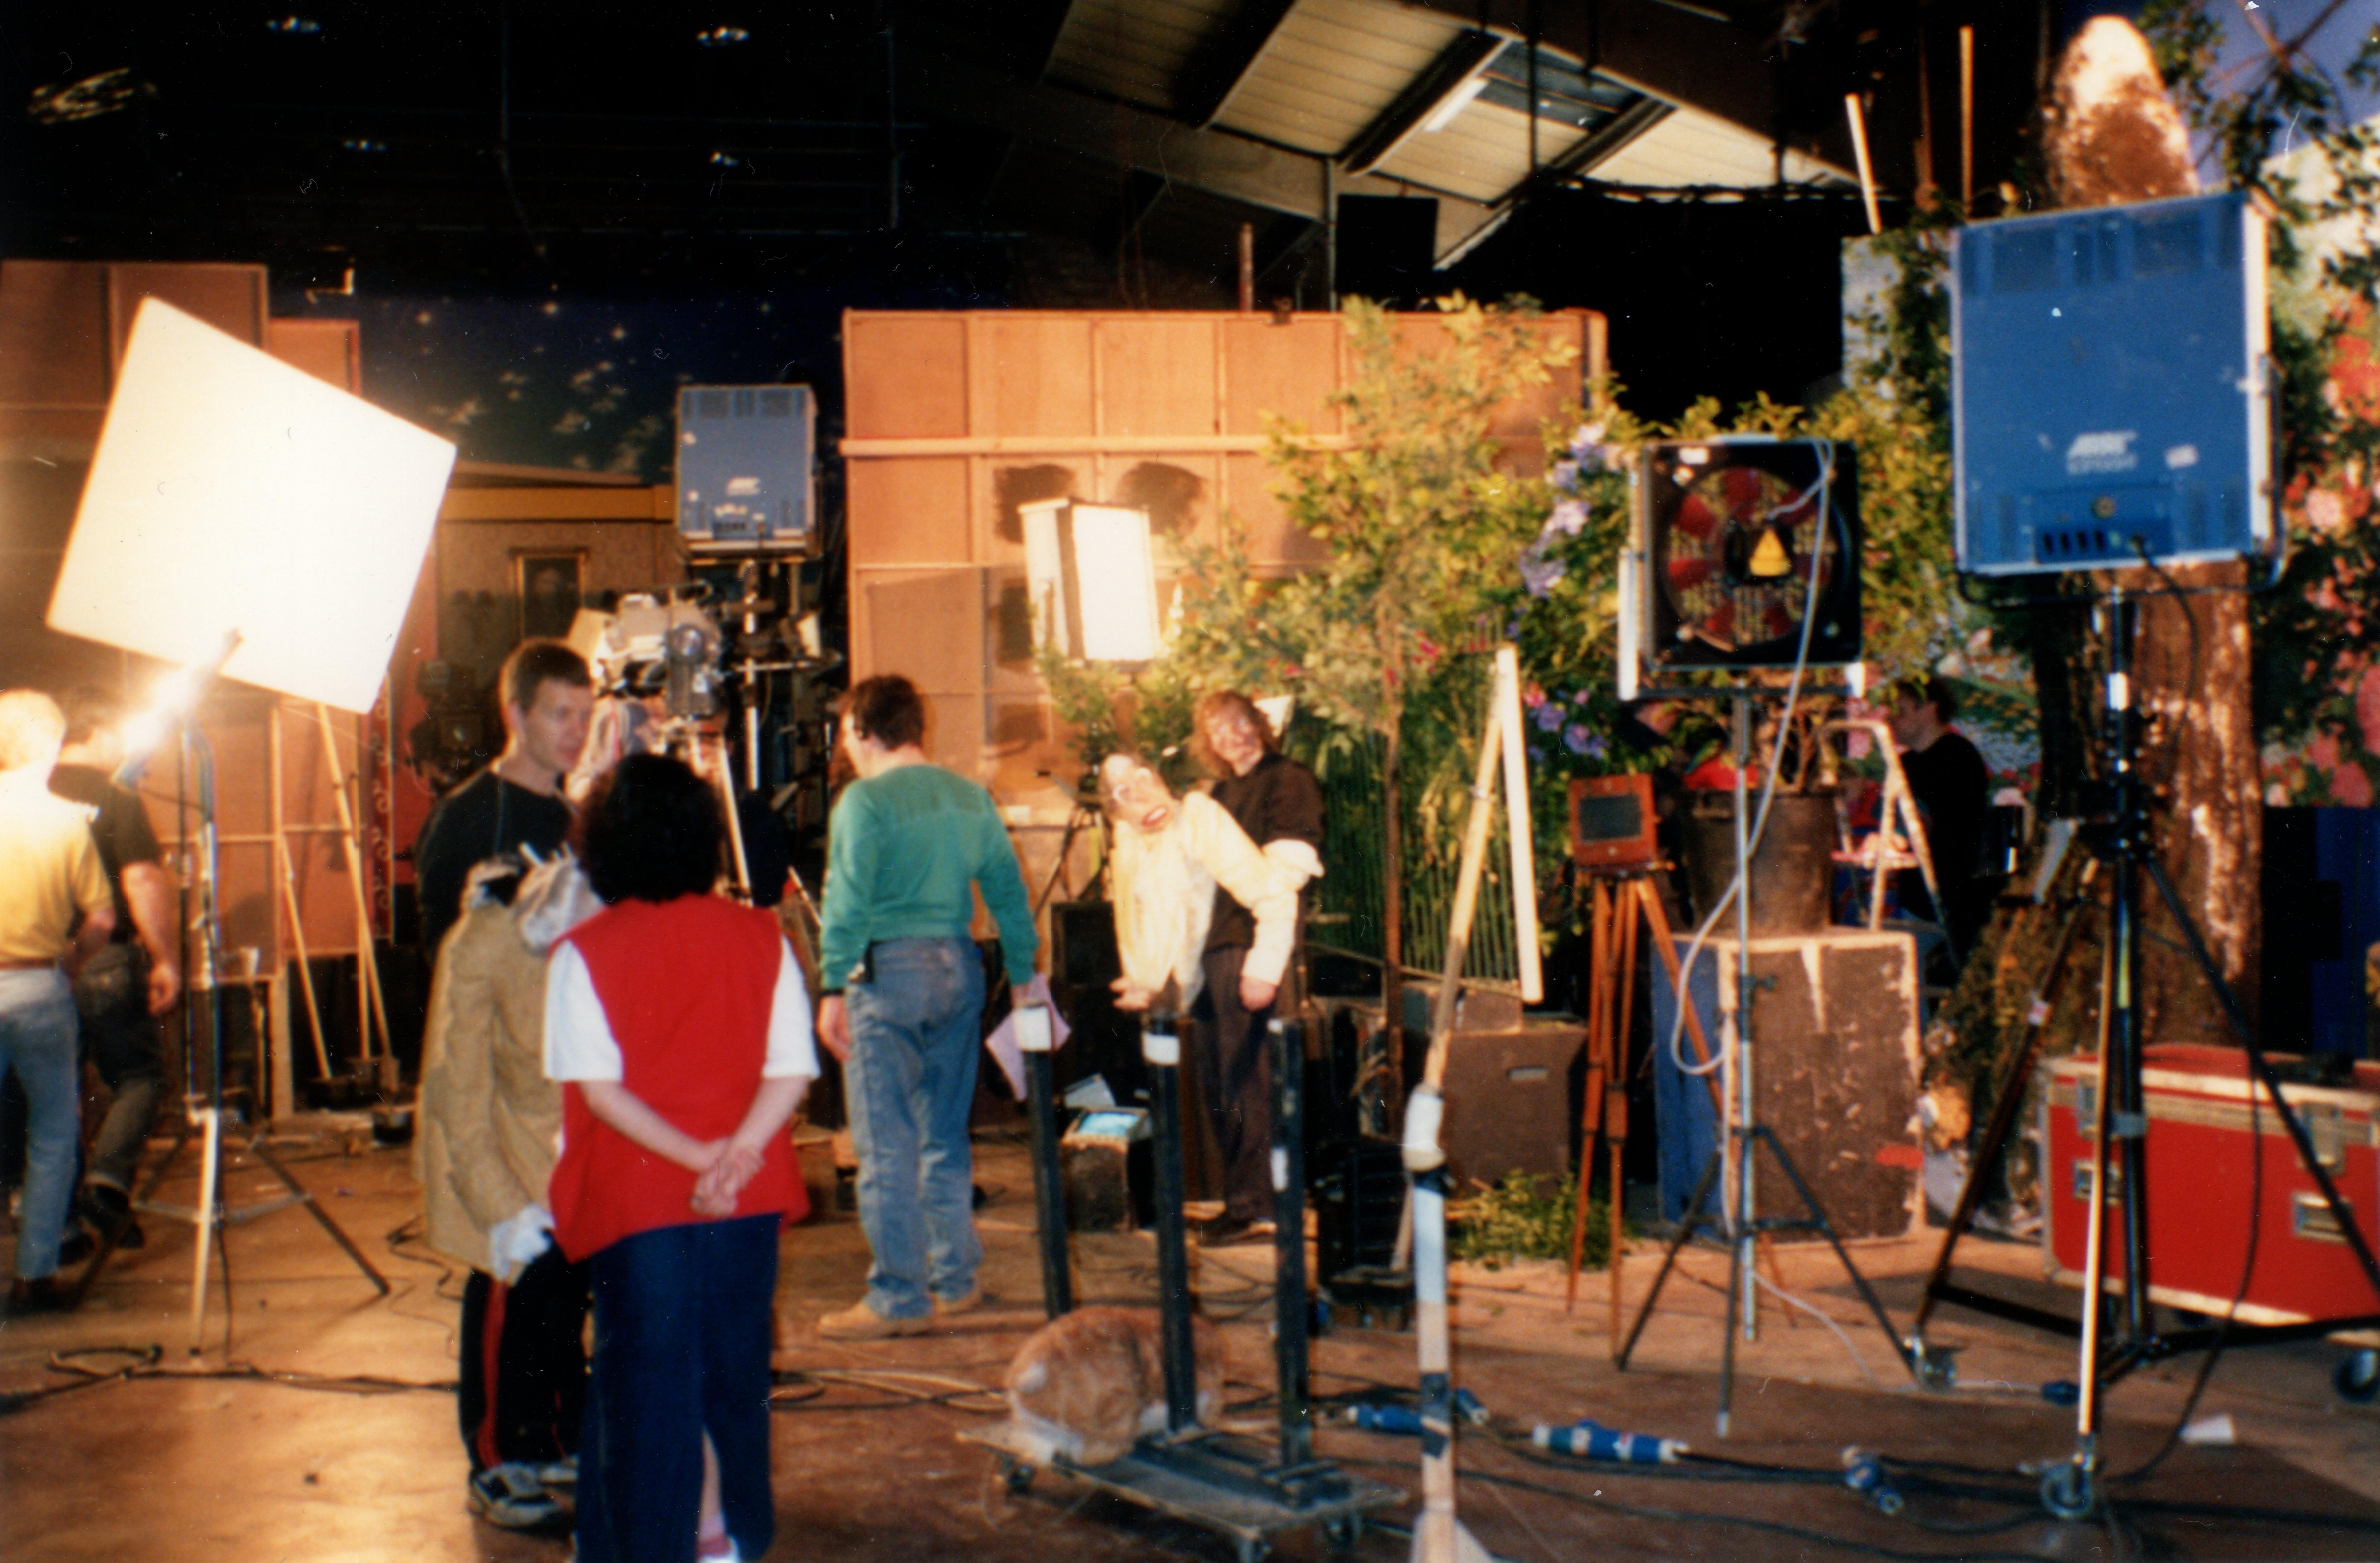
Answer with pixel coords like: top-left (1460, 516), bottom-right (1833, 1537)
top-left (575, 1214), bottom-right (779, 1563)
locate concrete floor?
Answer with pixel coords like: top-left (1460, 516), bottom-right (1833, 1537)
top-left (3, 1119), bottom-right (2377, 1562)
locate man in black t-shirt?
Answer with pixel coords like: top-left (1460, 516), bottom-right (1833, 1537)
top-left (1191, 692), bottom-right (1324, 1245)
top-left (411, 642), bottom-right (594, 954)
top-left (408, 638), bottom-right (594, 1531)
top-left (1889, 678), bottom-right (1993, 958)
top-left (51, 689), bottom-right (182, 1248)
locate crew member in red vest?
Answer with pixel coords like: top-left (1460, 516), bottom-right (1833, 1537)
top-left (544, 753), bottom-right (817, 1563)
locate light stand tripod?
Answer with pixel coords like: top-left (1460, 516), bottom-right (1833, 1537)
top-left (81, 707), bottom-right (388, 1345)
top-left (1613, 689), bottom-right (1920, 1434)
top-left (1908, 582), bottom-right (2380, 1518)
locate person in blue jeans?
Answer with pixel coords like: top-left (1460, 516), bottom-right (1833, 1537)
top-left (814, 675), bottom-right (1038, 1340)
top-left (0, 691), bottom-right (117, 1316)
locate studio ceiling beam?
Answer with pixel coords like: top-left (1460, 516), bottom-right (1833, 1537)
top-left (907, 49), bottom-right (1496, 260)
top-left (1173, 0), bottom-right (1301, 128)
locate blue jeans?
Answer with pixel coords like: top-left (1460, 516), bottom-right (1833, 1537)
top-left (844, 937), bottom-right (985, 1320)
top-left (0, 971), bottom-right (81, 1282)
top-left (577, 1215), bottom-right (777, 1563)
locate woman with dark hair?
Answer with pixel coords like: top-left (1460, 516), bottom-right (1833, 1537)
top-left (1188, 691), bottom-right (1323, 1243)
top-left (543, 753), bottom-right (817, 1563)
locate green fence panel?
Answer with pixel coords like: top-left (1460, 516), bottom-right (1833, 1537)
top-left (1298, 729), bottom-right (1521, 989)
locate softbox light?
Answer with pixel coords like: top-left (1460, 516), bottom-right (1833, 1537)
top-left (1020, 498), bottom-right (1162, 663)
top-left (47, 298), bottom-right (456, 712)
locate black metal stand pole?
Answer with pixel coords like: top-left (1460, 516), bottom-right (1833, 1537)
top-left (1020, 1002), bottom-right (1072, 1319)
top-left (1145, 1005), bottom-right (1199, 1435)
top-left (1269, 1018), bottom-right (1314, 1470)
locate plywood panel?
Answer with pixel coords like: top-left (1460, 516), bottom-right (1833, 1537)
top-left (1222, 316), bottom-right (1342, 436)
top-left (925, 696), bottom-right (987, 780)
top-left (968, 316), bottom-right (1095, 438)
top-left (1226, 452), bottom-right (1331, 565)
top-left (976, 457), bottom-right (1083, 563)
top-left (266, 318), bottom-right (362, 393)
top-left (861, 568), bottom-right (985, 697)
top-left (1095, 318), bottom-right (1219, 437)
top-left (0, 262), bottom-right (111, 407)
top-left (106, 263), bottom-right (268, 362)
top-left (845, 314), bottom-right (968, 439)
top-left (848, 458), bottom-right (971, 565)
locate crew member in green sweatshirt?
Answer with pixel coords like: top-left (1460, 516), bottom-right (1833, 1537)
top-left (814, 675), bottom-right (1038, 1339)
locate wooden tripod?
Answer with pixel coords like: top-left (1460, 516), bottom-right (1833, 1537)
top-left (1563, 868), bottom-right (1723, 1350)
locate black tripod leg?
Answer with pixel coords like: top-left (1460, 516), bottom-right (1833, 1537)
top-left (1914, 887), bottom-right (2097, 1343)
top-left (245, 1134), bottom-right (390, 1295)
top-left (2141, 856), bottom-right (2380, 1308)
top-left (1750, 1126), bottom-right (1918, 1376)
top-left (1616, 1149), bottom-right (1720, 1369)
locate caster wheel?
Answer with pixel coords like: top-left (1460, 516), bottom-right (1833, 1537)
top-left (1003, 1460), bottom-right (1036, 1494)
top-left (2336, 1349), bottom-right (2380, 1405)
top-left (1914, 1348), bottom-right (1957, 1393)
top-left (2040, 1460), bottom-right (2096, 1520)
top-left (1324, 1516), bottom-right (1362, 1552)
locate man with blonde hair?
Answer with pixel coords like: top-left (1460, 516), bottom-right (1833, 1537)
top-left (0, 691), bottom-right (116, 1314)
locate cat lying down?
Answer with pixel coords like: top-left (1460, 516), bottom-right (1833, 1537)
top-left (1004, 1305), bottom-right (1228, 1467)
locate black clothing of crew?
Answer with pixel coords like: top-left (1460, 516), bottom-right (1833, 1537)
top-left (1897, 730), bottom-right (1991, 951)
top-left (48, 764), bottom-right (163, 944)
top-left (1198, 749), bottom-right (1324, 1225)
top-left (1204, 752), bottom-right (1326, 951)
top-left (412, 769), bottom-right (574, 952)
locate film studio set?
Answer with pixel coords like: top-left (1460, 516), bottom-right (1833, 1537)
top-left (5, 3), bottom-right (2380, 1561)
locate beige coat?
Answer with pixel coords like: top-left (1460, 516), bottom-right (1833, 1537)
top-left (413, 901), bottom-right (562, 1273)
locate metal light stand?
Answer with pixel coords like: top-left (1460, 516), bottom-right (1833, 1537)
top-left (90, 712), bottom-right (388, 1345)
top-left (1613, 688), bottom-right (1918, 1435)
top-left (1016, 1001), bottom-right (1073, 1318)
top-left (1908, 583), bottom-right (2380, 1518)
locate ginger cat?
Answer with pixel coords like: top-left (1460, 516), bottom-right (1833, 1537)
top-left (1004, 1306), bottom-right (1226, 1466)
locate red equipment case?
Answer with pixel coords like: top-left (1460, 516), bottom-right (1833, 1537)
top-left (2043, 1045), bottom-right (2380, 1326)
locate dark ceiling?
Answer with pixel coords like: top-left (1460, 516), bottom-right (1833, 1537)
top-left (2, 2), bottom-right (2061, 302)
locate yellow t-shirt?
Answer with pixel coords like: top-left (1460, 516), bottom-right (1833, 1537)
top-left (0, 774), bottom-right (111, 964)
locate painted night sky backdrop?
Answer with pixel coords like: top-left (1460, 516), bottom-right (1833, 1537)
top-left (275, 277), bottom-right (987, 479)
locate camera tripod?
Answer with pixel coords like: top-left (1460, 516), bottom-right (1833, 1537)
top-left (1908, 582), bottom-right (2380, 1518)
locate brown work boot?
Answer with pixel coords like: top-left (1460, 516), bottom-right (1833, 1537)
top-left (933, 1284), bottom-right (985, 1318)
top-left (816, 1299), bottom-right (929, 1340)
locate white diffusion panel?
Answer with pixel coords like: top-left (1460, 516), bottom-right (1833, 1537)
top-left (47, 298), bottom-right (455, 711)
top-left (1065, 503), bottom-right (1159, 664)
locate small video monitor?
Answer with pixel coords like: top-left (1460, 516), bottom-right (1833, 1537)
top-left (1568, 774), bottom-right (1658, 870)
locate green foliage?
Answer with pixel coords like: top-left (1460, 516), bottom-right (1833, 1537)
top-left (1450, 1170), bottom-right (1618, 1271)
top-left (1256, 294), bottom-right (1574, 739)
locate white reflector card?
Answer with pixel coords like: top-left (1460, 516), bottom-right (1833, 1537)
top-left (1066, 504), bottom-right (1160, 663)
top-left (47, 298), bottom-right (455, 712)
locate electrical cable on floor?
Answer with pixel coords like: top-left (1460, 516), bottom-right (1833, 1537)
top-left (1747, 1266), bottom-right (1886, 1393)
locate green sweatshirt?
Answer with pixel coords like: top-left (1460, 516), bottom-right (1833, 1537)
top-left (817, 763), bottom-right (1038, 992)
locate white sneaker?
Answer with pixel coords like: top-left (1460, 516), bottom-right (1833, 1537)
top-left (468, 1462), bottom-right (565, 1530)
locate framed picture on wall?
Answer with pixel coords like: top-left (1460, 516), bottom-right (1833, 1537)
top-left (514, 550), bottom-right (585, 642)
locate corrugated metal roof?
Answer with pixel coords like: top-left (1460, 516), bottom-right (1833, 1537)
top-left (1215, 0), bottom-right (1466, 156)
top-left (1375, 98), bottom-right (1540, 203)
top-left (1045, 0), bottom-right (1234, 116)
top-left (1591, 101), bottom-right (1844, 188)
top-left (1044, 0), bottom-right (1848, 212)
